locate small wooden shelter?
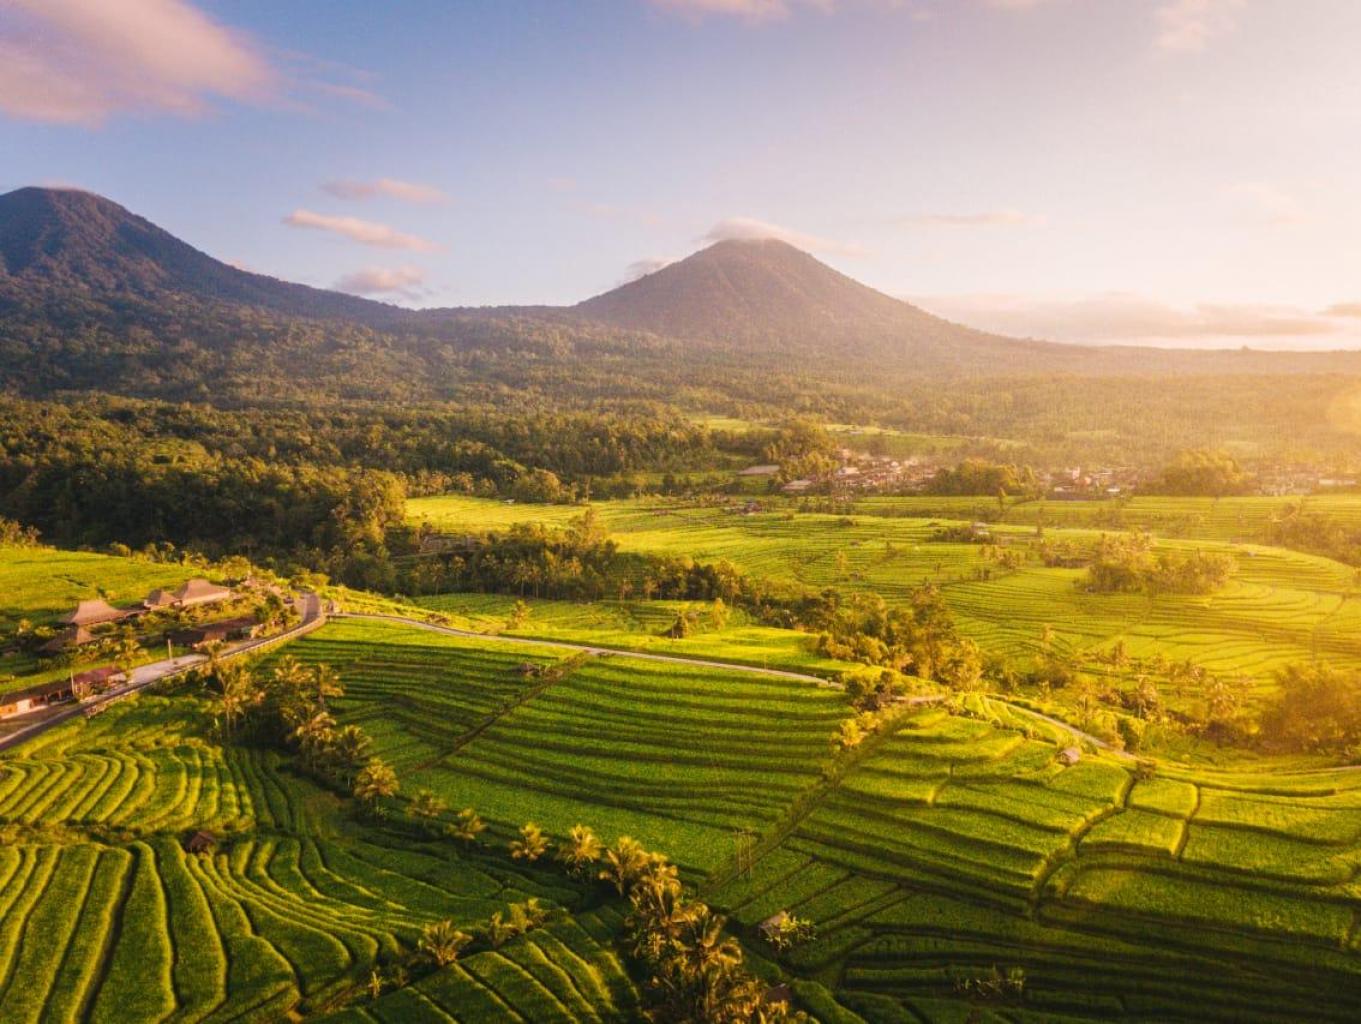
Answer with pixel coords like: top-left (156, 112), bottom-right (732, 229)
top-left (59, 599), bottom-right (131, 627)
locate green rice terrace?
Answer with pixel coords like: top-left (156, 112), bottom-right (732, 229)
top-left (5, 613), bottom-right (1356, 1020)
top-left (406, 495), bottom-right (1361, 716)
top-left (5, 496), bottom-right (1361, 1021)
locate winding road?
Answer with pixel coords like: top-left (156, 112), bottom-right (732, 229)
top-left (0, 593), bottom-right (326, 753)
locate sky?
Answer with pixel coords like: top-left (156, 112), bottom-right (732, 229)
top-left (2, 0), bottom-right (1360, 349)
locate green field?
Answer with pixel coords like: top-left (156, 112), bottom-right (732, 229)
top-left (406, 495), bottom-right (1361, 714)
top-left (0, 545), bottom-right (225, 698)
top-left (0, 687), bottom-right (615, 1021)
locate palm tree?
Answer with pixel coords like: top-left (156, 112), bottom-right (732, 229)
top-left (353, 757), bottom-right (399, 811)
top-left (446, 807), bottom-right (486, 845)
top-left (410, 789), bottom-right (448, 820)
top-left (509, 822), bottom-right (548, 862)
top-left (214, 662), bottom-right (258, 741)
top-left (291, 711), bottom-right (336, 772)
top-left (310, 663), bottom-right (344, 706)
top-left (599, 836), bottom-right (655, 896)
top-left (418, 919), bottom-right (472, 966)
top-left (555, 824), bottom-right (603, 877)
top-left (329, 725), bottom-right (372, 788)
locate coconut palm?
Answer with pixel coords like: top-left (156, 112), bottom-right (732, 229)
top-left (291, 710), bottom-right (336, 772)
top-left (410, 788), bottom-right (447, 820)
top-left (310, 663), bottom-right (344, 706)
top-left (509, 822), bottom-right (548, 862)
top-left (417, 919), bottom-right (472, 966)
top-left (329, 725), bottom-right (372, 787)
top-left (446, 807), bottom-right (486, 845)
top-left (555, 824), bottom-right (603, 877)
top-left (353, 757), bottom-right (399, 811)
top-left (599, 836), bottom-right (656, 895)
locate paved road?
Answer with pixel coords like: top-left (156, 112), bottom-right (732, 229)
top-left (334, 611), bottom-right (847, 687)
top-left (0, 593), bottom-right (325, 754)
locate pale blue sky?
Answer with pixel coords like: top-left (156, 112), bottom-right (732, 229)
top-left (2, 0), bottom-right (1359, 347)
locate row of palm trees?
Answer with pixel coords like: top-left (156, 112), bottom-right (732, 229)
top-left (204, 655), bottom-right (398, 808)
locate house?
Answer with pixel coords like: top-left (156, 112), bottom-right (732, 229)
top-left (168, 616), bottom-right (261, 649)
top-left (39, 625), bottom-right (95, 654)
top-left (757, 910), bottom-right (790, 943)
top-left (762, 984), bottom-right (794, 1008)
top-left (738, 464), bottom-right (780, 477)
top-left (781, 479), bottom-right (813, 494)
top-left (183, 830), bottom-right (217, 854)
top-left (1058, 746), bottom-right (1082, 766)
top-left (59, 599), bottom-right (131, 627)
top-left (171, 578), bottom-right (234, 608)
top-left (71, 666), bottom-right (127, 698)
top-left (143, 588), bottom-right (177, 611)
top-left (0, 678), bottom-right (76, 719)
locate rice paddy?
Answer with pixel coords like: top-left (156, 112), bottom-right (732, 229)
top-left (406, 494), bottom-right (1361, 710)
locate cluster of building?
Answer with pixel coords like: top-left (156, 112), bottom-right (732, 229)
top-left (1, 579), bottom-right (277, 724)
top-left (40, 578), bottom-right (237, 654)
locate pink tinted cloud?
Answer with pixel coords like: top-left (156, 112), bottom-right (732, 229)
top-left (333, 266), bottom-right (427, 299)
top-left (283, 210), bottom-right (440, 251)
top-left (0, 0), bottom-right (275, 124)
top-left (322, 178), bottom-right (449, 205)
top-left (703, 216), bottom-right (868, 257)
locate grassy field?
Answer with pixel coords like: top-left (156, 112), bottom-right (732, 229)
top-left (4, 607), bottom-right (1361, 1019)
top-left (270, 618), bottom-right (848, 876)
top-left (406, 495), bottom-right (1361, 715)
top-left (0, 544), bottom-right (226, 698)
top-left (0, 688), bottom-right (610, 1021)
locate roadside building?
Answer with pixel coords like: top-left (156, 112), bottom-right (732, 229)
top-left (738, 464), bottom-right (780, 477)
top-left (71, 666), bottom-right (127, 698)
top-left (0, 679), bottom-right (74, 719)
top-left (781, 479), bottom-right (813, 494)
top-left (171, 579), bottom-right (235, 609)
top-left (142, 588), bottom-right (177, 611)
top-left (168, 616), bottom-right (261, 649)
top-left (39, 625), bottom-right (95, 654)
top-left (59, 599), bottom-right (132, 627)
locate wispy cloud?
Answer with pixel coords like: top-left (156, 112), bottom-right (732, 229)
top-left (1326, 303), bottom-right (1361, 319)
top-left (1154, 0), bottom-right (1245, 53)
top-left (621, 257), bottom-right (677, 283)
top-left (283, 210), bottom-right (439, 251)
top-left (0, 0), bottom-right (274, 124)
top-left (0, 0), bottom-right (385, 124)
top-left (703, 216), bottom-right (868, 256)
top-left (333, 265), bottom-right (427, 299)
top-left (322, 178), bottom-right (449, 205)
top-left (898, 209), bottom-right (1045, 229)
top-left (648, 0), bottom-right (832, 23)
top-left (912, 291), bottom-right (1361, 349)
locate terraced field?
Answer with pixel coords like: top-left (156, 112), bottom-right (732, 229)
top-left (0, 690), bottom-right (597, 1021)
top-left (854, 493), bottom-right (1361, 542)
top-left (277, 618), bottom-right (848, 875)
top-left (406, 495), bottom-right (1361, 705)
top-left (320, 907), bottom-right (641, 1023)
top-left (708, 700), bottom-right (1361, 1022)
top-left (5, 606), bottom-right (1361, 1020)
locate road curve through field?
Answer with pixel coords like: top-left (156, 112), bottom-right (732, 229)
top-left (335, 612), bottom-right (1143, 755)
top-left (333, 611), bottom-right (846, 687)
top-left (0, 593), bottom-right (326, 753)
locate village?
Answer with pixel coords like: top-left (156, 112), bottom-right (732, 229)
top-left (741, 447), bottom-right (1359, 500)
top-left (0, 576), bottom-right (295, 722)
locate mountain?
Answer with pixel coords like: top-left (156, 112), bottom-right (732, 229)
top-left (3, 185), bottom-right (1360, 407)
top-left (0, 187), bottom-right (394, 321)
top-left (572, 237), bottom-right (1045, 369)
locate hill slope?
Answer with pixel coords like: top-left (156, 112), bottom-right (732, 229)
top-left (0, 187), bottom-right (393, 321)
top-left (573, 237), bottom-right (1052, 368)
